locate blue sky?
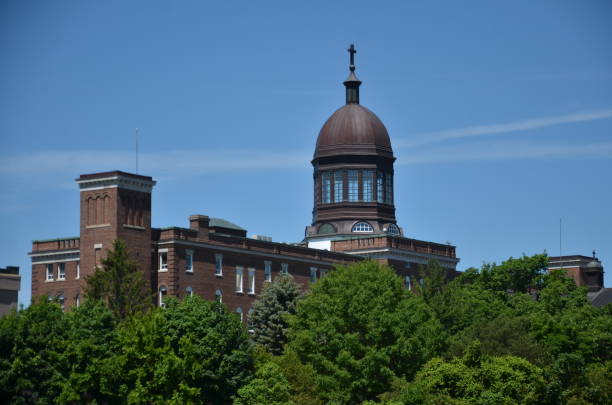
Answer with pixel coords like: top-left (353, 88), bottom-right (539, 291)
top-left (2, 0), bottom-right (611, 307)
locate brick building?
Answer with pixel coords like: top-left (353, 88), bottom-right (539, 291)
top-left (0, 266), bottom-right (20, 316)
top-left (548, 253), bottom-right (611, 307)
top-left (29, 45), bottom-right (459, 315)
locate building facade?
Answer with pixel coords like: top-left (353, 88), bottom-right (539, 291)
top-left (29, 46), bottom-right (459, 315)
top-left (0, 266), bottom-right (20, 316)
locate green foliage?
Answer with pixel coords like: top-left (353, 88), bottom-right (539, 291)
top-left (477, 254), bottom-right (548, 293)
top-left (0, 297), bottom-right (68, 404)
top-left (112, 296), bottom-right (253, 404)
top-left (287, 260), bottom-right (443, 404)
top-left (84, 238), bottom-right (152, 319)
top-left (249, 274), bottom-right (303, 355)
top-left (235, 361), bottom-right (294, 405)
top-left (390, 342), bottom-right (546, 405)
top-left (2, 252), bottom-right (610, 404)
top-left (56, 300), bottom-right (119, 404)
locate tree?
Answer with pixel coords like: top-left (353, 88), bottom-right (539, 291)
top-left (287, 260), bottom-right (443, 404)
top-left (0, 298), bottom-right (68, 404)
top-left (391, 342), bottom-right (546, 405)
top-left (111, 296), bottom-right (253, 404)
top-left (84, 238), bottom-right (152, 319)
top-left (56, 301), bottom-right (120, 404)
top-left (249, 274), bottom-right (303, 355)
top-left (235, 361), bottom-right (294, 405)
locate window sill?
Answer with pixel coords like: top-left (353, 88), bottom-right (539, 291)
top-left (236, 291), bottom-right (244, 295)
top-left (86, 223), bottom-right (111, 229)
top-left (185, 270), bottom-right (194, 274)
top-left (123, 224), bottom-right (145, 231)
top-left (45, 279), bottom-right (54, 283)
top-left (248, 292), bottom-right (255, 296)
top-left (215, 274), bottom-right (223, 278)
top-left (58, 278), bottom-right (66, 281)
top-left (158, 269), bottom-right (168, 273)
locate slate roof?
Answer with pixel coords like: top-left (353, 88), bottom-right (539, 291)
top-left (209, 218), bottom-right (246, 231)
top-left (589, 288), bottom-right (612, 308)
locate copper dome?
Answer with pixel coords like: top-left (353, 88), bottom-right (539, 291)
top-left (314, 104), bottom-right (393, 159)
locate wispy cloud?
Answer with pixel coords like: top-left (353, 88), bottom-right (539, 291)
top-left (398, 140), bottom-right (612, 165)
top-left (397, 108), bottom-right (612, 149)
top-left (0, 149), bottom-right (312, 178)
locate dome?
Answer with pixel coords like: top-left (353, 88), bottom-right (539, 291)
top-left (314, 104), bottom-right (393, 159)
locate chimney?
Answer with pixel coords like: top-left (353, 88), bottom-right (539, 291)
top-left (189, 215), bottom-right (210, 240)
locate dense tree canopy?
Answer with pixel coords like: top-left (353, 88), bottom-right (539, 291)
top-left (287, 260), bottom-right (444, 404)
top-left (1, 254), bottom-right (611, 404)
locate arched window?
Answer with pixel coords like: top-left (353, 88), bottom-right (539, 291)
top-left (58, 294), bottom-right (65, 311)
top-left (236, 307), bottom-right (243, 321)
top-left (385, 224), bottom-right (400, 236)
top-left (186, 286), bottom-right (193, 297)
top-left (318, 223), bottom-right (336, 235)
top-left (215, 289), bottom-right (222, 303)
top-left (352, 222), bottom-right (373, 233)
top-left (159, 285), bottom-right (167, 307)
top-left (75, 293), bottom-right (80, 307)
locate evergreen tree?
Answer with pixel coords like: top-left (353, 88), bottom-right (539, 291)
top-left (84, 239), bottom-right (152, 319)
top-left (249, 274), bottom-right (303, 355)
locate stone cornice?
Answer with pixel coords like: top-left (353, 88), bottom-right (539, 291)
top-left (76, 174), bottom-right (156, 193)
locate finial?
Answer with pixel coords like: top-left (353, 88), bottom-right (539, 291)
top-left (343, 44), bottom-right (361, 104)
top-left (348, 44), bottom-right (356, 72)
top-left (593, 250), bottom-right (596, 258)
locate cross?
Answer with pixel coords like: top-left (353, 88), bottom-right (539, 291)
top-left (348, 44), bottom-right (356, 71)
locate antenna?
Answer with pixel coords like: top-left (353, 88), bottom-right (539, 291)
top-left (559, 218), bottom-right (563, 269)
top-left (135, 128), bottom-right (139, 174)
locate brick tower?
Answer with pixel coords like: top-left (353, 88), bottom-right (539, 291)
top-left (77, 171), bottom-right (156, 285)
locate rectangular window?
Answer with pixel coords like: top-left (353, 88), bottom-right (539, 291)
top-left (310, 267), bottom-right (317, 283)
top-left (248, 268), bottom-right (255, 294)
top-left (264, 261), bottom-right (272, 282)
top-left (377, 172), bottom-right (384, 203)
top-left (46, 264), bottom-right (54, 281)
top-left (321, 172), bottom-right (331, 203)
top-left (385, 172), bottom-right (393, 204)
top-left (215, 254), bottom-right (223, 276)
top-left (236, 266), bottom-right (244, 293)
top-left (348, 170), bottom-right (359, 201)
top-left (281, 263), bottom-right (289, 275)
top-left (363, 170), bottom-right (373, 202)
top-left (319, 268), bottom-right (327, 278)
top-left (159, 250), bottom-right (168, 271)
top-left (405, 275), bottom-right (412, 290)
top-left (334, 171), bottom-right (343, 202)
top-left (58, 263), bottom-right (66, 280)
top-left (76, 262), bottom-right (80, 279)
top-left (185, 249), bottom-right (194, 272)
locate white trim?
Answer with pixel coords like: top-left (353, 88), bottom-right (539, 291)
top-left (158, 248), bottom-right (169, 253)
top-left (123, 224), bottom-right (145, 230)
top-left (29, 249), bottom-right (80, 258)
top-left (76, 175), bottom-right (156, 193)
top-left (94, 243), bottom-right (103, 249)
top-left (86, 224), bottom-right (111, 229)
top-left (156, 240), bottom-right (353, 267)
top-left (30, 252), bottom-right (80, 265)
top-left (349, 247), bottom-right (459, 269)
